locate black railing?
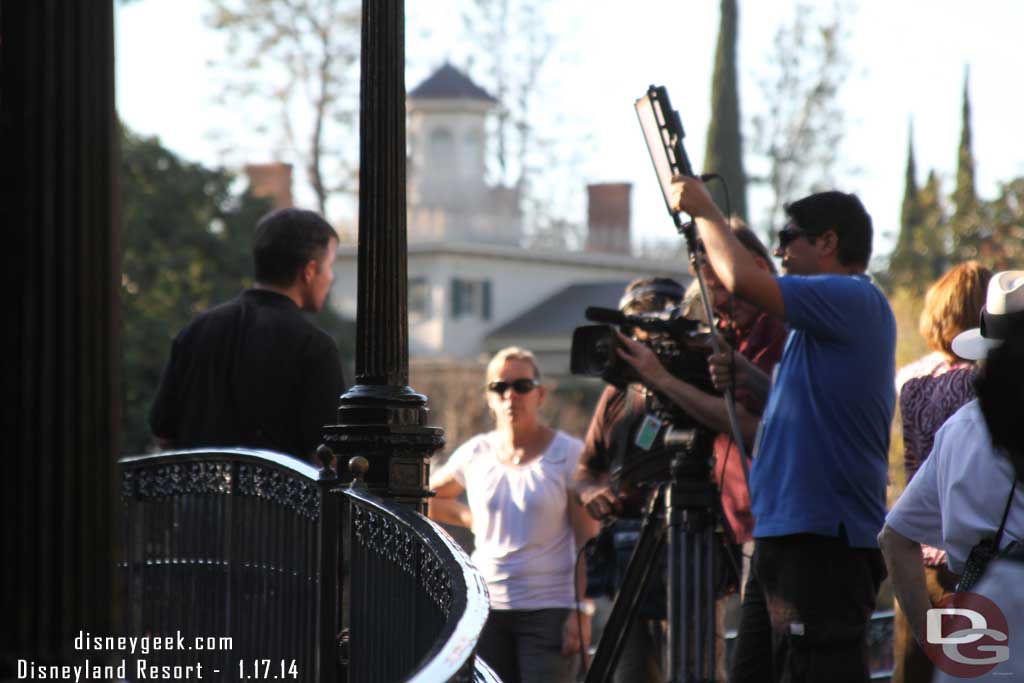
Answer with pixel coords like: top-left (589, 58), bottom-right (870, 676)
top-left (118, 449), bottom-right (496, 682)
top-left (118, 449), bottom-right (340, 681)
top-left (342, 484), bottom-right (493, 682)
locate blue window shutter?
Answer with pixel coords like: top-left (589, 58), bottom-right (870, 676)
top-left (482, 280), bottom-right (492, 320)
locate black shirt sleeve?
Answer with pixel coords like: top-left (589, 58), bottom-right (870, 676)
top-left (149, 335), bottom-right (183, 443)
top-left (297, 335), bottom-right (346, 462)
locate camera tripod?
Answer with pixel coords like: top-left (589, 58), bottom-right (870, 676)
top-left (586, 426), bottom-right (728, 683)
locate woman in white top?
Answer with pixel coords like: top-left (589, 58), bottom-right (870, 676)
top-left (429, 346), bottom-right (598, 683)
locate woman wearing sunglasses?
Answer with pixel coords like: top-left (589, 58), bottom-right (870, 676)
top-left (428, 346), bottom-right (597, 683)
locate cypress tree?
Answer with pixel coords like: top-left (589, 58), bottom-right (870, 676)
top-left (890, 121), bottom-right (925, 290)
top-left (900, 122), bottom-right (922, 235)
top-left (952, 66), bottom-right (979, 258)
top-left (703, 0), bottom-right (747, 222)
top-left (920, 170), bottom-right (951, 280)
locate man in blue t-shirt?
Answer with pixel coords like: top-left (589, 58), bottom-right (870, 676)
top-left (671, 179), bottom-right (895, 682)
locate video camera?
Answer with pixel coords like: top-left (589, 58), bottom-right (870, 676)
top-left (569, 305), bottom-right (715, 426)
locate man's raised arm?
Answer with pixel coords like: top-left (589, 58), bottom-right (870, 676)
top-left (670, 175), bottom-right (784, 319)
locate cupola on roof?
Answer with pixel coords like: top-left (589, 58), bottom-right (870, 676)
top-left (409, 62), bottom-right (498, 102)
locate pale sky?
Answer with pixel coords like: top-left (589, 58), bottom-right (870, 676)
top-left (116, 0), bottom-right (1024, 265)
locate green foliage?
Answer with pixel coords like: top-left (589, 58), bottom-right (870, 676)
top-left (885, 126), bottom-right (951, 294)
top-left (704, 0), bottom-right (747, 222)
top-left (977, 177), bottom-right (1024, 269)
top-left (899, 126), bottom-right (922, 244)
top-left (120, 129), bottom-right (354, 454)
top-left (943, 71), bottom-right (1024, 270)
top-left (951, 68), bottom-right (980, 260)
top-left (887, 130), bottom-right (922, 290)
top-left (917, 172), bottom-right (953, 277)
top-left (885, 168), bottom-right (1024, 294)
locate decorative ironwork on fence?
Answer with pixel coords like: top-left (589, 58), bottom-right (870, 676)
top-left (118, 448), bottom-right (496, 682)
top-left (119, 449), bottom-right (340, 680)
top-left (342, 482), bottom-right (492, 682)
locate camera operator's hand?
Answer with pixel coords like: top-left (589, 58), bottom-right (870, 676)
top-left (577, 482), bottom-right (624, 520)
top-left (615, 331), bottom-right (671, 390)
top-left (670, 174), bottom-right (721, 220)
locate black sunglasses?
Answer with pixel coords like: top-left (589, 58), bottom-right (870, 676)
top-left (487, 378), bottom-right (538, 395)
top-left (777, 225), bottom-right (816, 248)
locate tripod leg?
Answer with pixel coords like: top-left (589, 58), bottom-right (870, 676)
top-left (695, 530), bottom-right (703, 678)
top-left (585, 509), bottom-right (666, 683)
top-left (670, 511), bottom-right (720, 682)
top-left (668, 514), bottom-right (688, 683)
top-left (704, 529), bottom-right (716, 681)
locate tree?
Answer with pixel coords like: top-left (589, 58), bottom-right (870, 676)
top-left (950, 67), bottom-right (982, 260)
top-left (704, 0), bottom-right (748, 222)
top-left (750, 2), bottom-right (850, 240)
top-left (460, 0), bottom-right (588, 248)
top-left (888, 125), bottom-right (923, 290)
top-left (977, 177), bottom-right (1024, 270)
top-left (886, 121), bottom-right (953, 292)
top-left (918, 171), bottom-right (952, 280)
top-left (205, 0), bottom-right (361, 218)
top-left (120, 129), bottom-right (354, 454)
top-left (461, 0), bottom-right (552, 189)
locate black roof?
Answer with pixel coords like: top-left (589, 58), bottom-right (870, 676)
top-left (409, 63), bottom-right (498, 103)
top-left (487, 281), bottom-right (631, 339)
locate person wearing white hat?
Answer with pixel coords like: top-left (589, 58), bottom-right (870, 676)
top-left (880, 270), bottom-right (1024, 679)
top-left (950, 269), bottom-right (1024, 360)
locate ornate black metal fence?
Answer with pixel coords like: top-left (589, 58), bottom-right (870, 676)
top-left (118, 449), bottom-right (496, 682)
top-left (342, 481), bottom-right (493, 682)
top-left (119, 449), bottom-right (341, 681)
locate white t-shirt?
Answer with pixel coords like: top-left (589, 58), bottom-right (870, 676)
top-left (440, 429), bottom-right (584, 610)
top-left (885, 400), bottom-right (1024, 573)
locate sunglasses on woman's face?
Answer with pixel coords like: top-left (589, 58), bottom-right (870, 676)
top-left (487, 378), bottom-right (538, 395)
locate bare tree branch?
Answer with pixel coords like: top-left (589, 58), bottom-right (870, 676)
top-left (206, 0), bottom-right (359, 218)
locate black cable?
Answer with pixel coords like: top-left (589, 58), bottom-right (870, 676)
top-left (699, 172), bottom-right (732, 221)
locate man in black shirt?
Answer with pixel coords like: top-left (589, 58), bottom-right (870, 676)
top-left (149, 208), bottom-right (346, 461)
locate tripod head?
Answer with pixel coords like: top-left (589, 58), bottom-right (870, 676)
top-left (610, 404), bottom-right (716, 493)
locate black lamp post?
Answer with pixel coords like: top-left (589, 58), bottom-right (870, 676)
top-left (322, 0), bottom-right (444, 512)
